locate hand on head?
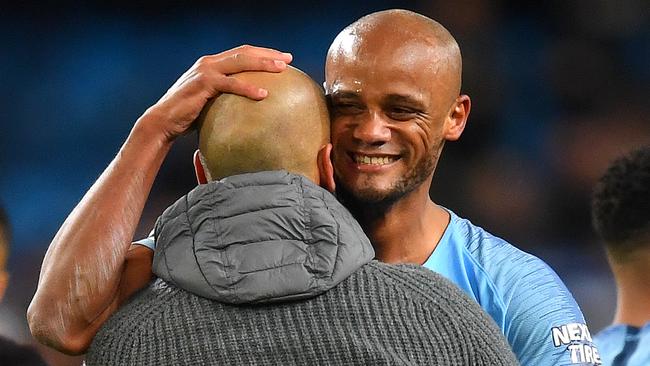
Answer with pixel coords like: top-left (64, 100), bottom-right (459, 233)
top-left (140, 45), bottom-right (293, 142)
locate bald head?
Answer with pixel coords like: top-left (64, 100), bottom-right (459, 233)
top-left (327, 9), bottom-right (462, 97)
top-left (197, 66), bottom-right (329, 183)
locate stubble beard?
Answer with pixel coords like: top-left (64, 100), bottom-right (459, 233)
top-left (334, 152), bottom-right (438, 219)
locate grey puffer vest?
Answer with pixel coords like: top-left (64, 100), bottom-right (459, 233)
top-left (151, 170), bottom-right (375, 304)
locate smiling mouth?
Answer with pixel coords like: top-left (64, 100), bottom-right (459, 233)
top-left (352, 154), bottom-right (398, 166)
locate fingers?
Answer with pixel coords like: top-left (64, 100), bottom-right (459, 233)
top-left (218, 44), bottom-right (293, 65)
top-left (190, 45), bottom-right (294, 100)
top-left (198, 45), bottom-right (293, 75)
top-left (140, 46), bottom-right (291, 140)
top-left (218, 76), bottom-right (269, 100)
top-left (213, 53), bottom-right (289, 75)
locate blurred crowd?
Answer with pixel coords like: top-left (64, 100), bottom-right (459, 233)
top-left (0, 1), bottom-right (648, 364)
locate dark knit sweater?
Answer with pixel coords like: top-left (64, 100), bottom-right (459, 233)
top-left (85, 171), bottom-right (518, 365)
top-left (87, 264), bottom-right (517, 365)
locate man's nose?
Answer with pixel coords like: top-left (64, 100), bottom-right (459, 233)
top-left (352, 112), bottom-right (391, 145)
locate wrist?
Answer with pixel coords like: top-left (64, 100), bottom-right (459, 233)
top-left (131, 110), bottom-right (176, 147)
top-left (120, 115), bottom-right (175, 167)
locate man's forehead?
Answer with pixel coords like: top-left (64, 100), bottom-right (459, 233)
top-left (326, 41), bottom-right (457, 102)
top-left (328, 40), bottom-right (447, 81)
top-left (327, 80), bottom-right (429, 109)
top-left (336, 34), bottom-right (436, 59)
top-left (325, 59), bottom-right (437, 96)
top-left (327, 79), bottom-right (423, 95)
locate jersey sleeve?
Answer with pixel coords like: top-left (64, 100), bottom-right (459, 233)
top-left (502, 255), bottom-right (602, 365)
top-left (132, 229), bottom-right (155, 250)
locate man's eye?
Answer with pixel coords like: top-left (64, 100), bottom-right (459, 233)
top-left (333, 103), bottom-right (363, 114)
top-left (388, 107), bottom-right (416, 119)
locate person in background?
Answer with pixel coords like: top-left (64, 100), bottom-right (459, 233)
top-left (0, 205), bottom-right (47, 366)
top-left (592, 146), bottom-right (650, 366)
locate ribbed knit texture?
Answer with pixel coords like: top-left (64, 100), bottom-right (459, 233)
top-left (86, 262), bottom-right (518, 365)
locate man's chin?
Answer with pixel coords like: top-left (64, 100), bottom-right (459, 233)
top-left (334, 174), bottom-right (411, 212)
top-left (348, 187), bottom-right (394, 204)
top-left (336, 180), bottom-right (403, 208)
top-left (343, 175), bottom-right (399, 201)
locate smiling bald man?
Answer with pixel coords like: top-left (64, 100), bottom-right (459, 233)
top-left (323, 10), bottom-right (599, 365)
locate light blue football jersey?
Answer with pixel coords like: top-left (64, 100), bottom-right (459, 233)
top-left (424, 209), bottom-right (601, 365)
top-left (134, 229), bottom-right (156, 250)
top-left (594, 322), bottom-right (650, 366)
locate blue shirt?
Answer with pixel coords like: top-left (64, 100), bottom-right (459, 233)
top-left (134, 229), bottom-right (156, 250)
top-left (594, 322), bottom-right (650, 366)
top-left (424, 209), bottom-right (601, 365)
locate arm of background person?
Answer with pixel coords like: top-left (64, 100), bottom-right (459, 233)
top-left (26, 45), bottom-right (292, 355)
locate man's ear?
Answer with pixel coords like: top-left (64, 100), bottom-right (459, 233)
top-left (444, 94), bottom-right (471, 141)
top-left (193, 150), bottom-right (209, 184)
top-left (317, 143), bottom-right (335, 193)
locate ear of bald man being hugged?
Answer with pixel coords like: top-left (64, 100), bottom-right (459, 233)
top-left (84, 66), bottom-right (517, 365)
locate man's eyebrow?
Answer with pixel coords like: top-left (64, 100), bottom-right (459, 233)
top-left (383, 94), bottom-right (426, 110)
top-left (328, 91), bottom-right (361, 100)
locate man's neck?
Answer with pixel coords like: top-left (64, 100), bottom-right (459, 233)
top-left (610, 251), bottom-right (650, 327)
top-left (354, 184), bottom-right (450, 265)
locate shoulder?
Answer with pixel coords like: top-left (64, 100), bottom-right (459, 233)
top-left (350, 261), bottom-right (499, 322)
top-left (359, 263), bottom-right (516, 350)
top-left (349, 262), bottom-right (518, 364)
top-left (594, 323), bottom-right (650, 366)
top-left (91, 279), bottom-right (187, 338)
top-left (443, 211), bottom-right (562, 294)
top-left (360, 261), bottom-right (477, 305)
top-left (450, 212), bottom-right (548, 275)
top-left (86, 279), bottom-right (208, 363)
top-left (448, 212), bottom-right (599, 365)
top-left (449, 212), bottom-right (581, 313)
top-left (593, 324), bottom-right (626, 365)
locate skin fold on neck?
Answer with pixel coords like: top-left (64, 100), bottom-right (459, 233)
top-left (610, 248), bottom-right (650, 327)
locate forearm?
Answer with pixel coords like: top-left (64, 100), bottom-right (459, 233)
top-left (27, 114), bottom-right (171, 353)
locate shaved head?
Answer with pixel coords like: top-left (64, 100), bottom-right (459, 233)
top-left (197, 66), bottom-right (329, 182)
top-left (327, 9), bottom-right (462, 99)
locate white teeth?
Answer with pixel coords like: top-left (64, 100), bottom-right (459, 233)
top-left (355, 155), bottom-right (395, 166)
